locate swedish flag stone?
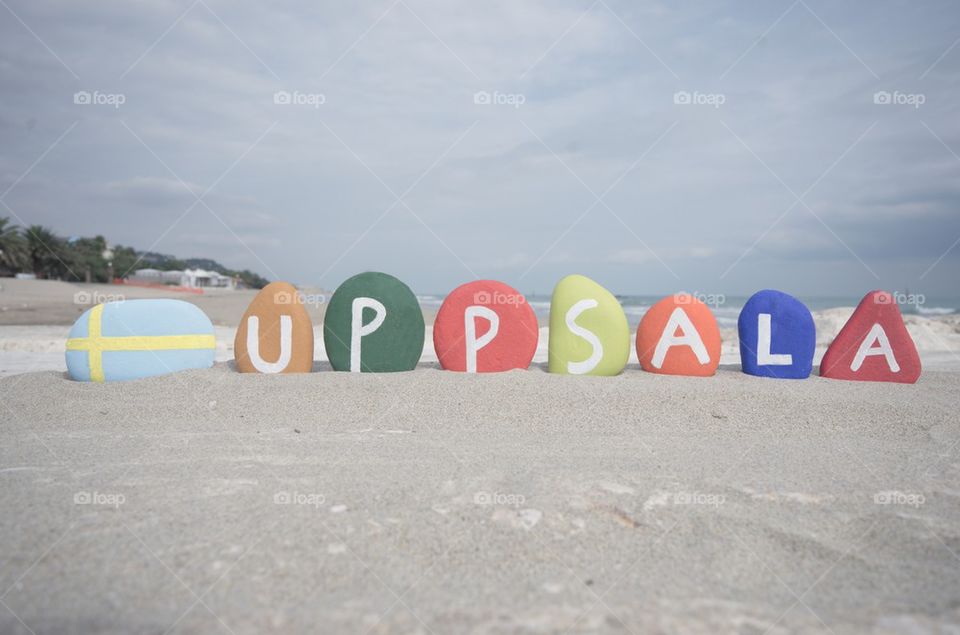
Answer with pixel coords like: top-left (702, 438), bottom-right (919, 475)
top-left (66, 299), bottom-right (215, 382)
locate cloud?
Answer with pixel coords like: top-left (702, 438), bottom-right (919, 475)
top-left (0, 0), bottom-right (958, 296)
top-left (100, 176), bottom-right (199, 204)
top-left (606, 247), bottom-right (715, 265)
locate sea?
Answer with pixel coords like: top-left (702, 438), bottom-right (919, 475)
top-left (416, 293), bottom-right (959, 328)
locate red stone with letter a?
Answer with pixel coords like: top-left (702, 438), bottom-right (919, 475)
top-left (820, 290), bottom-right (921, 383)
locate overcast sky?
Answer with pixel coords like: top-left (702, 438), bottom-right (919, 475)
top-left (1, 0), bottom-right (958, 297)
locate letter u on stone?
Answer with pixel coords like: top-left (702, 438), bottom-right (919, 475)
top-left (246, 315), bottom-right (293, 374)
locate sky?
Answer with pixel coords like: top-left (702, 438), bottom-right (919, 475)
top-left (1, 0), bottom-right (958, 298)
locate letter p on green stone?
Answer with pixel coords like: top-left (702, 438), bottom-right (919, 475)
top-left (323, 272), bottom-right (425, 372)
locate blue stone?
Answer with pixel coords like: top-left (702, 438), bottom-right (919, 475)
top-left (738, 290), bottom-right (815, 379)
top-left (66, 299), bottom-right (215, 382)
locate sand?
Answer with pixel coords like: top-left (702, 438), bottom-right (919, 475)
top-left (0, 278), bottom-right (313, 327)
top-left (0, 278), bottom-right (437, 328)
top-left (1, 364), bottom-right (959, 633)
top-left (2, 278), bottom-right (960, 632)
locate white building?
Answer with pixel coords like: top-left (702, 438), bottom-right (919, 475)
top-left (129, 268), bottom-right (237, 289)
top-left (182, 268), bottom-right (236, 289)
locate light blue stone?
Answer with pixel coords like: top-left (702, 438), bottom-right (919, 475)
top-left (66, 299), bottom-right (215, 382)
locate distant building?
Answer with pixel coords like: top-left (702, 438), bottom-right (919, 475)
top-left (182, 268), bottom-right (237, 289)
top-left (128, 268), bottom-right (237, 289)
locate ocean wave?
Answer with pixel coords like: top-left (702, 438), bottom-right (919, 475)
top-left (917, 306), bottom-right (956, 316)
top-left (418, 294), bottom-right (956, 320)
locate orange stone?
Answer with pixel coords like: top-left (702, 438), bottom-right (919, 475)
top-left (636, 294), bottom-right (721, 376)
top-left (234, 281), bottom-right (314, 373)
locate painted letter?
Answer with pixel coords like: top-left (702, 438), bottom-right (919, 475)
top-left (756, 313), bottom-right (792, 366)
top-left (566, 299), bottom-right (603, 374)
top-left (652, 307), bottom-right (710, 369)
top-left (464, 305), bottom-right (499, 373)
top-left (246, 315), bottom-right (293, 374)
top-left (851, 323), bottom-right (900, 372)
top-left (351, 297), bottom-right (386, 372)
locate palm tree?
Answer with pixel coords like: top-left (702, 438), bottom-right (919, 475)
top-left (26, 225), bottom-right (72, 279)
top-left (0, 217), bottom-right (26, 274)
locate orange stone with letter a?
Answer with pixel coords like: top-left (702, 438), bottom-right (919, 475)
top-left (234, 281), bottom-right (314, 373)
top-left (636, 294), bottom-right (721, 376)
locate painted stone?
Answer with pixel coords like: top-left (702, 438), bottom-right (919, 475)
top-left (738, 289), bottom-right (815, 379)
top-left (820, 290), bottom-right (921, 383)
top-left (66, 299), bottom-right (215, 382)
top-left (234, 281), bottom-right (314, 374)
top-left (637, 294), bottom-right (721, 376)
top-left (548, 274), bottom-right (629, 376)
top-left (433, 280), bottom-right (538, 373)
top-left (323, 272), bottom-right (424, 372)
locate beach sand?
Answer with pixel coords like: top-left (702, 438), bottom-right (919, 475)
top-left (2, 278), bottom-right (960, 633)
top-left (0, 278), bottom-right (333, 327)
top-left (1, 364), bottom-right (959, 633)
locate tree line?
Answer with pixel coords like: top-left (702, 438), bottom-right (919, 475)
top-left (0, 217), bottom-right (269, 288)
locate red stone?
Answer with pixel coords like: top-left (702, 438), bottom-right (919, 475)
top-left (433, 280), bottom-right (538, 373)
top-left (820, 290), bottom-right (921, 383)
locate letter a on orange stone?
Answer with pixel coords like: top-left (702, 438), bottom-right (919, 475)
top-left (636, 294), bottom-right (721, 377)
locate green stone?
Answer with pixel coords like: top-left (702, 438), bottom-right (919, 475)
top-left (324, 272), bottom-right (424, 372)
top-left (548, 274), bottom-right (630, 376)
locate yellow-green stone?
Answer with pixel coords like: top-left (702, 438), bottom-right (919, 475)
top-left (548, 274), bottom-right (630, 376)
